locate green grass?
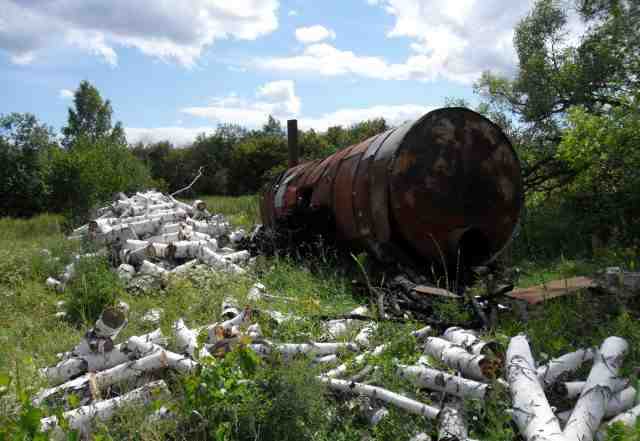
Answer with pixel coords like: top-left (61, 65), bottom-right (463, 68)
top-left (1, 201), bottom-right (640, 440)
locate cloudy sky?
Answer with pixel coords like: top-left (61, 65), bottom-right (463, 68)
top-left (0, 0), bottom-right (538, 145)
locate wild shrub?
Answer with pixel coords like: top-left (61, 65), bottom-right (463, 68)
top-left (64, 256), bottom-right (122, 325)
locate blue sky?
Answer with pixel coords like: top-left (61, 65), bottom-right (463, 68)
top-left (0, 0), bottom-right (541, 145)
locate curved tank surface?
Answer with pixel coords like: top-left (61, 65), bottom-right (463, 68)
top-left (260, 108), bottom-right (523, 269)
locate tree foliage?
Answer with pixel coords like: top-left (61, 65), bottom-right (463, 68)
top-left (0, 113), bottom-right (57, 217)
top-left (62, 80), bottom-right (126, 148)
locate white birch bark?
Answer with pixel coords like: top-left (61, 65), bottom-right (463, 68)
top-left (564, 337), bottom-right (629, 441)
top-left (251, 342), bottom-right (358, 358)
top-left (40, 380), bottom-right (170, 439)
top-left (313, 354), bottom-right (339, 365)
top-left (247, 283), bottom-right (266, 301)
top-left (559, 378), bottom-right (629, 400)
top-left (537, 348), bottom-right (595, 388)
top-left (442, 327), bottom-right (501, 356)
top-left (397, 365), bottom-right (489, 400)
top-left (355, 323), bottom-right (377, 347)
top-left (320, 378), bottom-right (440, 419)
top-left (139, 260), bottom-right (168, 277)
top-left (199, 247), bottom-right (245, 274)
top-left (42, 330), bottom-right (166, 385)
top-left (221, 297), bottom-right (240, 319)
top-left (506, 334), bottom-right (565, 441)
top-left (321, 344), bottom-right (387, 379)
top-left (34, 350), bottom-right (196, 406)
top-left (173, 318), bottom-right (199, 357)
top-left (223, 250), bottom-right (251, 265)
top-left (411, 326), bottom-right (434, 341)
top-left (424, 337), bottom-right (495, 381)
top-left (94, 302), bottom-right (129, 339)
top-left (438, 398), bottom-right (469, 441)
top-left (46, 277), bottom-right (64, 292)
top-left (557, 386), bottom-right (637, 425)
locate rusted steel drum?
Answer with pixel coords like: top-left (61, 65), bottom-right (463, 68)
top-left (261, 108), bottom-right (523, 268)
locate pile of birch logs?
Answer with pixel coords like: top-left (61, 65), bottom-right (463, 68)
top-left (46, 191), bottom-right (251, 293)
top-left (37, 302), bottom-right (195, 439)
top-left (507, 334), bottom-right (639, 441)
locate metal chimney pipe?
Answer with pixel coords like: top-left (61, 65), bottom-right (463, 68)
top-left (287, 119), bottom-right (299, 168)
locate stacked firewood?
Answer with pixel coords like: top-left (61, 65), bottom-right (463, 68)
top-left (46, 191), bottom-right (251, 292)
top-left (506, 334), bottom-right (638, 441)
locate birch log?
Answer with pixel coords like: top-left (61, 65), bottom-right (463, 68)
top-left (321, 344), bottom-right (388, 379)
top-left (537, 348), bottom-right (595, 388)
top-left (252, 342), bottom-right (358, 358)
top-left (424, 337), bottom-right (498, 381)
top-left (199, 247), bottom-right (245, 274)
top-left (438, 398), bottom-right (469, 441)
top-left (40, 380), bottom-right (170, 439)
top-left (506, 334), bottom-right (564, 441)
top-left (397, 365), bottom-right (489, 400)
top-left (42, 329), bottom-right (165, 385)
top-left (321, 378), bottom-right (440, 419)
top-left (557, 378), bottom-right (629, 400)
top-left (564, 337), bottom-right (629, 441)
top-left (442, 327), bottom-right (502, 356)
top-left (556, 386), bottom-right (637, 424)
top-left (34, 350), bottom-right (196, 406)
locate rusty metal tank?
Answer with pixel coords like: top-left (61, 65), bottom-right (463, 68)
top-left (261, 108), bottom-right (523, 269)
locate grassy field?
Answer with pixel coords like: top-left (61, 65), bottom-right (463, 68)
top-left (1, 197), bottom-right (640, 440)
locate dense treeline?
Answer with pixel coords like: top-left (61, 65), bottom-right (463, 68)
top-left (0, 81), bottom-right (387, 225)
top-left (129, 116), bottom-right (387, 197)
top-left (1, 0), bottom-right (638, 258)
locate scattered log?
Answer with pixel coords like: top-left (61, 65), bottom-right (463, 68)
top-left (437, 398), bottom-right (470, 441)
top-left (442, 327), bottom-right (502, 356)
top-left (397, 365), bottom-right (489, 400)
top-left (537, 348), bottom-right (595, 388)
top-left (506, 334), bottom-right (564, 441)
top-left (34, 349), bottom-right (195, 407)
top-left (40, 380), bottom-right (170, 439)
top-left (556, 386), bottom-right (637, 424)
top-left (563, 337), bottom-right (629, 441)
top-left (423, 337), bottom-right (499, 381)
top-left (556, 378), bottom-right (629, 400)
top-left (321, 378), bottom-right (440, 419)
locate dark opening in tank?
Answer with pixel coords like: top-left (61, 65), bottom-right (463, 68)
top-left (457, 228), bottom-right (492, 268)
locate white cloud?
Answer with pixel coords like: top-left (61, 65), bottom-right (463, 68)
top-left (125, 126), bottom-right (216, 146)
top-left (260, 0), bottom-right (585, 84)
top-left (0, 0), bottom-right (279, 67)
top-left (59, 89), bottom-right (74, 99)
top-left (288, 9), bottom-right (298, 16)
top-left (295, 25), bottom-right (336, 44)
top-left (181, 80), bottom-right (301, 127)
top-left (299, 104), bottom-right (433, 132)
top-left (257, 43), bottom-right (463, 82)
top-left (128, 103), bottom-right (434, 145)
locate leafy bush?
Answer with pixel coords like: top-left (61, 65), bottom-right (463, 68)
top-left (64, 256), bottom-right (122, 324)
top-left (48, 139), bottom-right (152, 226)
top-left (180, 347), bottom-right (332, 441)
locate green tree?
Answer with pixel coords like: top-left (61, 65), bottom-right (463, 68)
top-left (62, 80), bottom-right (126, 148)
top-left (0, 113), bottom-right (57, 217)
top-left (476, 0), bottom-right (639, 194)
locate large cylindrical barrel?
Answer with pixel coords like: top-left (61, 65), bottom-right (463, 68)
top-left (261, 108), bottom-right (523, 269)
